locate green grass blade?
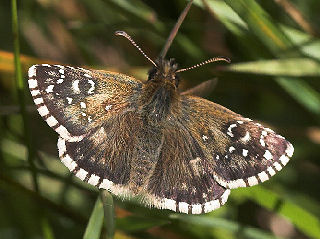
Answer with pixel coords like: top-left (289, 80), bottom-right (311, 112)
top-left (232, 186), bottom-right (320, 239)
top-left (100, 190), bottom-right (115, 239)
top-left (227, 58), bottom-right (320, 77)
top-left (83, 196), bottom-right (104, 239)
top-left (276, 77), bottom-right (320, 116)
top-left (281, 25), bottom-right (320, 61)
top-left (227, 58), bottom-right (320, 115)
top-left (117, 216), bottom-right (169, 232)
top-left (11, 0), bottom-right (38, 192)
top-left (170, 214), bottom-right (283, 239)
top-left (224, 0), bottom-right (294, 56)
top-left (108, 0), bottom-right (155, 23)
top-left (205, 0), bottom-right (320, 116)
top-left (42, 217), bottom-right (56, 239)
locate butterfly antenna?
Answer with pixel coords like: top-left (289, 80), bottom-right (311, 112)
top-left (176, 57), bottom-right (231, 73)
top-left (159, 0), bottom-right (193, 59)
top-left (115, 30), bottom-right (157, 67)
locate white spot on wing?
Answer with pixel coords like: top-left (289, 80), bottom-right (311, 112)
top-left (55, 125), bottom-right (84, 142)
top-left (28, 65), bottom-right (37, 78)
top-left (242, 149), bottom-right (248, 157)
top-left (72, 80), bottom-right (80, 93)
top-left (241, 131), bottom-right (250, 142)
top-left (263, 150), bottom-right (273, 160)
top-left (228, 179), bottom-right (246, 188)
top-left (285, 143), bottom-right (294, 157)
top-left (247, 176), bottom-right (258, 186)
top-left (57, 79), bottom-right (64, 84)
top-left (45, 85), bottom-right (54, 93)
top-left (84, 73), bottom-right (92, 78)
top-left (267, 166), bottom-right (276, 176)
top-left (178, 202), bottom-right (189, 213)
top-left (227, 123), bottom-right (237, 137)
top-left (202, 135), bottom-right (208, 141)
top-left (204, 200), bottom-right (220, 213)
top-left (265, 127), bottom-right (274, 133)
top-left (227, 132), bottom-right (233, 137)
top-left (46, 116), bottom-right (58, 127)
top-left (229, 146), bottom-right (235, 153)
top-left (56, 125), bottom-right (68, 137)
top-left (66, 97), bottom-right (73, 104)
top-left (80, 102), bottom-right (86, 108)
top-left (88, 174), bottom-right (100, 186)
top-left (191, 204), bottom-right (202, 214)
top-left (105, 105), bottom-right (112, 111)
top-left (260, 138), bottom-right (266, 147)
top-left (57, 137), bottom-right (66, 157)
top-left (221, 189), bottom-right (230, 204)
top-left (61, 154), bottom-right (77, 172)
top-left (28, 79), bottom-right (38, 89)
top-left (88, 79), bottom-right (95, 94)
top-left (258, 171), bottom-right (269, 182)
top-left (204, 189), bottom-right (230, 213)
top-left (38, 105), bottom-right (49, 117)
top-left (279, 155), bottom-right (290, 165)
top-left (76, 168), bottom-right (88, 181)
top-left (273, 162), bottom-right (282, 171)
top-left (99, 178), bottom-right (113, 189)
top-left (163, 198), bottom-right (176, 212)
top-left (34, 97), bottom-right (44, 105)
top-left (31, 90), bottom-right (40, 96)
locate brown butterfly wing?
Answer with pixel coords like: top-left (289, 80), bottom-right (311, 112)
top-left (57, 107), bottom-right (230, 214)
top-left (178, 95), bottom-right (294, 189)
top-left (143, 122), bottom-right (230, 214)
top-left (28, 64), bottom-right (142, 142)
top-left (57, 93), bottom-right (292, 214)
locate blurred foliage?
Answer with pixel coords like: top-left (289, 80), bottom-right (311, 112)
top-left (1, 0), bottom-right (320, 238)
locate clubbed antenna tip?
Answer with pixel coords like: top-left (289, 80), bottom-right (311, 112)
top-left (115, 31), bottom-right (157, 67)
top-left (176, 57), bottom-right (231, 73)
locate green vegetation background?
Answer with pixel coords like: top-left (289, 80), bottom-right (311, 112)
top-left (0, 0), bottom-right (319, 238)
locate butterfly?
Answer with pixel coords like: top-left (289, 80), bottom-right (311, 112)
top-left (28, 27), bottom-right (293, 214)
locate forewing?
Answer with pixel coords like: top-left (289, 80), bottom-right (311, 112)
top-left (28, 64), bottom-right (142, 142)
top-left (180, 95), bottom-right (294, 189)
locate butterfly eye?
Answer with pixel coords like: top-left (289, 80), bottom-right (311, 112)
top-left (148, 67), bottom-right (158, 81)
top-left (169, 58), bottom-right (177, 67)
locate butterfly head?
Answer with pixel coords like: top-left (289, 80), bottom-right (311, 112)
top-left (148, 58), bottom-right (180, 89)
top-left (115, 31), bottom-right (230, 91)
